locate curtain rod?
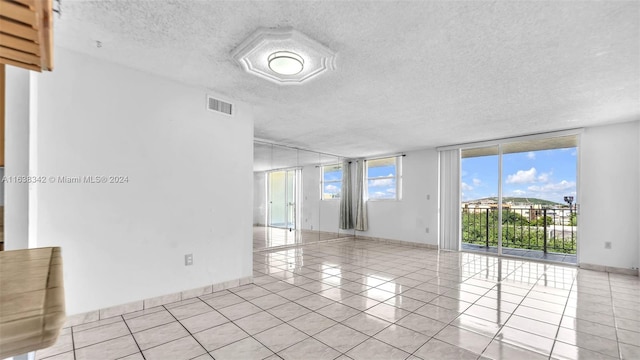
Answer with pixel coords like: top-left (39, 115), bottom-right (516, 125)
top-left (254, 138), bottom-right (345, 159)
top-left (436, 128), bottom-right (584, 151)
top-left (362, 153), bottom-right (406, 162)
top-left (314, 153), bottom-right (407, 167)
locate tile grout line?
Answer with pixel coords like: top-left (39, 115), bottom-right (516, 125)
top-left (119, 314), bottom-right (146, 360)
top-left (198, 287), bottom-right (291, 358)
top-left (69, 317), bottom-right (141, 359)
top-left (252, 274), bottom-right (365, 357)
top-left (159, 302), bottom-right (222, 359)
top-left (71, 326), bottom-right (77, 360)
top-left (253, 261), bottom-right (425, 357)
top-left (608, 272), bottom-right (624, 360)
top-left (547, 270), bottom-right (578, 359)
top-left (257, 241), bottom-right (634, 360)
top-left (423, 260), bottom-right (530, 359)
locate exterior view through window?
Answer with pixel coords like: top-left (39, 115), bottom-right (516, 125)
top-left (461, 136), bottom-right (578, 263)
top-left (321, 164), bottom-right (342, 199)
top-left (366, 156), bottom-right (400, 200)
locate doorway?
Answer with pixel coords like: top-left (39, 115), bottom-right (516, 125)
top-left (267, 168), bottom-right (300, 230)
top-left (461, 136), bottom-right (578, 264)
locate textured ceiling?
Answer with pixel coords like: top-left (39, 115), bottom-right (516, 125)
top-left (54, 1), bottom-right (639, 160)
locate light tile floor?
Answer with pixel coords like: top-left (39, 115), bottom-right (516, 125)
top-left (36, 239), bottom-right (639, 360)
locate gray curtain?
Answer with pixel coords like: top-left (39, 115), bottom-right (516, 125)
top-left (355, 160), bottom-right (368, 231)
top-left (439, 149), bottom-right (461, 250)
top-left (339, 160), bottom-right (353, 229)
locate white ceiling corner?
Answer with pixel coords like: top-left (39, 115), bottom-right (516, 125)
top-left (52, 1), bottom-right (640, 161)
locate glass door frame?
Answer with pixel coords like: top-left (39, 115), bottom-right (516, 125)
top-left (267, 167), bottom-right (301, 231)
top-left (458, 131), bottom-right (581, 260)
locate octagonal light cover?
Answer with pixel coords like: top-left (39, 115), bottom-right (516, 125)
top-left (231, 27), bottom-right (337, 85)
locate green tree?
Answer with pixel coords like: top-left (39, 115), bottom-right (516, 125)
top-left (501, 210), bottom-right (529, 225)
top-left (533, 216), bottom-right (553, 226)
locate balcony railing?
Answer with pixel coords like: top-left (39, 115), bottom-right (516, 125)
top-left (462, 207), bottom-right (576, 254)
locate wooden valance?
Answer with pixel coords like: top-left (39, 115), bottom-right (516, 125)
top-left (0, 0), bottom-right (53, 72)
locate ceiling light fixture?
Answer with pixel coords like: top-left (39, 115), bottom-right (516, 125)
top-left (231, 27), bottom-right (336, 84)
top-left (268, 51), bottom-right (304, 75)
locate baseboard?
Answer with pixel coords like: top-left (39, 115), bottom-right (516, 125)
top-left (63, 275), bottom-right (253, 328)
top-left (354, 235), bottom-right (438, 250)
top-left (579, 263), bottom-right (639, 276)
top-left (254, 235), bottom-right (354, 253)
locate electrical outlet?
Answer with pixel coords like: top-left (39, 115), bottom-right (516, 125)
top-left (426, 227), bottom-right (430, 233)
top-left (604, 242), bottom-right (612, 249)
top-left (185, 254), bottom-right (193, 266)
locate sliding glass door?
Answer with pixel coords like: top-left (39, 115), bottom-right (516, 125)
top-left (267, 169), bottom-right (299, 230)
top-left (461, 146), bottom-right (499, 253)
top-left (461, 136), bottom-right (578, 263)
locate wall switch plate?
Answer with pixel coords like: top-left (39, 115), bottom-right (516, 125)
top-left (427, 194), bottom-right (430, 200)
top-left (426, 227), bottom-right (429, 233)
top-left (604, 242), bottom-right (612, 249)
top-left (185, 254), bottom-right (194, 266)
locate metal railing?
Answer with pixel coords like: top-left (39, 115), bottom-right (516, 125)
top-left (462, 207), bottom-right (577, 254)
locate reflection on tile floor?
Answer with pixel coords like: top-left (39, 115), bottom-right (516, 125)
top-left (38, 239), bottom-right (639, 360)
top-left (462, 243), bottom-right (578, 265)
top-left (253, 226), bottom-right (353, 251)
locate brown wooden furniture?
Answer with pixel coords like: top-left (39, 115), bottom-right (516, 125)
top-left (0, 247), bottom-right (65, 358)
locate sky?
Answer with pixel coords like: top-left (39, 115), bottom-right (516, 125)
top-left (323, 165), bottom-right (342, 199)
top-left (461, 148), bottom-right (577, 204)
top-left (367, 159), bottom-right (397, 199)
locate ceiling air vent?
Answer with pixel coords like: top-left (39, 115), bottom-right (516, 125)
top-left (207, 95), bottom-right (233, 115)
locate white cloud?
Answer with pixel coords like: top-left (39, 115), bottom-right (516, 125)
top-left (537, 172), bottom-right (551, 183)
top-left (472, 178), bottom-right (482, 186)
top-left (325, 184), bottom-right (339, 193)
top-left (370, 191), bottom-right (387, 199)
top-left (506, 168), bottom-right (537, 184)
top-left (461, 182), bottom-right (474, 191)
top-left (527, 152), bottom-right (536, 160)
top-left (525, 180), bottom-right (576, 202)
top-left (386, 188), bottom-right (396, 194)
top-left (528, 180), bottom-right (575, 192)
top-left (369, 178), bottom-right (393, 187)
top-left (512, 189), bottom-right (527, 196)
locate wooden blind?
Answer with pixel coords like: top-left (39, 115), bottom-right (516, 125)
top-left (0, 0), bottom-right (53, 72)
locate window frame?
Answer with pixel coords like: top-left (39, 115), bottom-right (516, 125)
top-left (320, 163), bottom-right (343, 200)
top-left (366, 156), bottom-right (402, 201)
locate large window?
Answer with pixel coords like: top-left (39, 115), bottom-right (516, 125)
top-left (460, 135), bottom-right (578, 258)
top-left (366, 156), bottom-right (401, 200)
top-left (321, 164), bottom-right (342, 199)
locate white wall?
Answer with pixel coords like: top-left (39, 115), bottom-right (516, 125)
top-left (33, 48), bottom-right (254, 315)
top-left (356, 149), bottom-right (439, 245)
top-left (580, 120), bottom-right (639, 270)
top-left (301, 164), bottom-right (320, 231)
top-left (253, 172), bottom-right (265, 225)
top-left (4, 66), bottom-right (31, 250)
